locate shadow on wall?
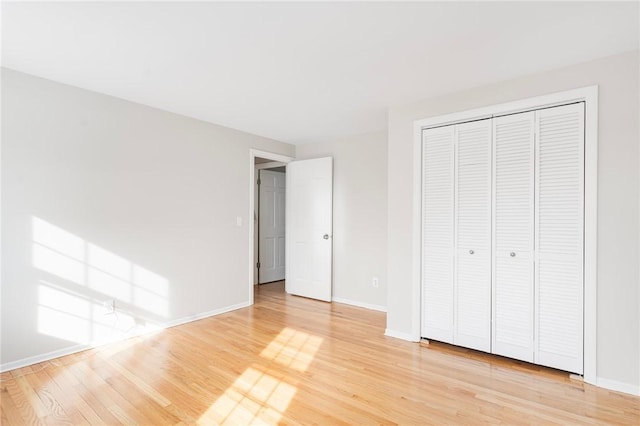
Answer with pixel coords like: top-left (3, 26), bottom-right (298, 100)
top-left (32, 216), bottom-right (170, 346)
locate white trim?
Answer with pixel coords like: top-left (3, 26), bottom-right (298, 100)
top-left (249, 149), bottom-right (294, 305)
top-left (251, 149), bottom-right (294, 164)
top-left (412, 86), bottom-right (598, 384)
top-left (0, 301), bottom-right (251, 373)
top-left (411, 115), bottom-right (423, 343)
top-left (583, 89), bottom-right (598, 386)
top-left (163, 301), bottom-right (252, 328)
top-left (415, 86), bottom-right (597, 129)
top-left (332, 297), bottom-right (387, 313)
top-left (385, 328), bottom-right (421, 342)
top-left (255, 161), bottom-right (287, 170)
top-left (1, 344), bottom-right (93, 373)
top-left (596, 377), bottom-right (640, 396)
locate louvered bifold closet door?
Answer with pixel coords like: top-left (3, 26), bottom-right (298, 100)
top-left (535, 103), bottom-right (585, 374)
top-left (454, 119), bottom-right (492, 352)
top-left (492, 112), bottom-right (535, 363)
top-left (421, 125), bottom-right (455, 343)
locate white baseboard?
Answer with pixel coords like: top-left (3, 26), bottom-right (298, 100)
top-left (163, 301), bottom-right (252, 329)
top-left (0, 343), bottom-right (93, 372)
top-left (332, 297), bottom-right (386, 312)
top-left (0, 300), bottom-right (252, 373)
top-left (596, 377), bottom-right (640, 396)
top-left (384, 328), bottom-right (420, 342)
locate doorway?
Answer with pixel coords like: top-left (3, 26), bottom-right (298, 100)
top-left (255, 163), bottom-right (286, 285)
top-left (248, 149), bottom-right (294, 304)
top-left (248, 150), bottom-right (334, 305)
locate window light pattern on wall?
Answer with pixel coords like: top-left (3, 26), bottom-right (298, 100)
top-left (32, 216), bottom-right (169, 345)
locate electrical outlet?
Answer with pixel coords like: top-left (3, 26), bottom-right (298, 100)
top-left (372, 277), bottom-right (379, 288)
top-left (103, 299), bottom-right (115, 314)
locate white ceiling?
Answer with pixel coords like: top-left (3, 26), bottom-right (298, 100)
top-left (2, 2), bottom-right (638, 145)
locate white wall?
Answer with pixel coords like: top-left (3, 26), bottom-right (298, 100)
top-left (1, 69), bottom-right (295, 369)
top-left (387, 51), bottom-right (640, 392)
top-left (296, 131), bottom-right (387, 311)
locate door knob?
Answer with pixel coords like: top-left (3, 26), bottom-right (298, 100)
top-left (323, 234), bottom-right (330, 240)
top-left (510, 252), bottom-right (516, 257)
top-left (469, 250), bottom-right (474, 255)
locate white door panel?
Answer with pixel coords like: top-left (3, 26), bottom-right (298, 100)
top-left (454, 119), bottom-right (492, 352)
top-left (286, 157), bottom-right (332, 301)
top-left (455, 249), bottom-right (491, 351)
top-left (534, 103), bottom-right (584, 374)
top-left (492, 111), bottom-right (535, 363)
top-left (422, 248), bottom-right (454, 342)
top-left (421, 126), bottom-right (455, 343)
top-left (259, 170), bottom-right (286, 283)
top-left (493, 252), bottom-right (534, 361)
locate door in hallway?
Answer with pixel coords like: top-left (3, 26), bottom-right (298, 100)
top-left (259, 169), bottom-right (286, 283)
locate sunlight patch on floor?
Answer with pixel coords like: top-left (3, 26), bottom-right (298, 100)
top-left (197, 366), bottom-right (297, 425)
top-left (259, 327), bottom-right (323, 372)
top-left (198, 327), bottom-right (323, 425)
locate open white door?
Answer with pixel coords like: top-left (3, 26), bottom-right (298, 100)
top-left (285, 157), bottom-right (333, 301)
top-left (259, 170), bottom-right (286, 283)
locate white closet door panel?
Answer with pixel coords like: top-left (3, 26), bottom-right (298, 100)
top-left (493, 253), bottom-right (534, 361)
top-left (454, 119), bottom-right (492, 352)
top-left (535, 103), bottom-right (584, 374)
top-left (456, 120), bottom-right (492, 248)
top-left (421, 126), bottom-right (455, 343)
top-left (455, 250), bottom-right (491, 351)
top-left (423, 249), bottom-right (454, 342)
top-left (493, 115), bottom-right (535, 253)
top-left (492, 112), bottom-right (535, 362)
top-left (423, 127), bottom-right (455, 248)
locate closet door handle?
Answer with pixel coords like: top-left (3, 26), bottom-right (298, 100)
top-left (510, 252), bottom-right (516, 257)
top-left (468, 250), bottom-right (474, 255)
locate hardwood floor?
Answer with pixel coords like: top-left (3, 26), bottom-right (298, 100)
top-left (2, 281), bottom-right (639, 425)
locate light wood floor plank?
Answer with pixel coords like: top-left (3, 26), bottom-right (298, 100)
top-left (1, 281), bottom-right (638, 425)
top-left (1, 385), bottom-right (27, 426)
top-left (4, 377), bottom-right (44, 425)
top-left (25, 369), bottom-right (73, 425)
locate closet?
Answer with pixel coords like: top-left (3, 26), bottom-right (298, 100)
top-left (421, 102), bottom-right (584, 375)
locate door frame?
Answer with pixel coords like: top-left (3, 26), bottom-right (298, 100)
top-left (411, 86), bottom-right (598, 385)
top-left (248, 149), bottom-right (294, 304)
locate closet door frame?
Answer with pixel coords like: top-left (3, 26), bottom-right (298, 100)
top-left (412, 86), bottom-right (598, 385)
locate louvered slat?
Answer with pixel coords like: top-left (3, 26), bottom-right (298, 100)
top-left (535, 103), bottom-right (584, 374)
top-left (421, 126), bottom-right (455, 343)
top-left (454, 119), bottom-right (492, 352)
top-left (492, 112), bottom-right (535, 363)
